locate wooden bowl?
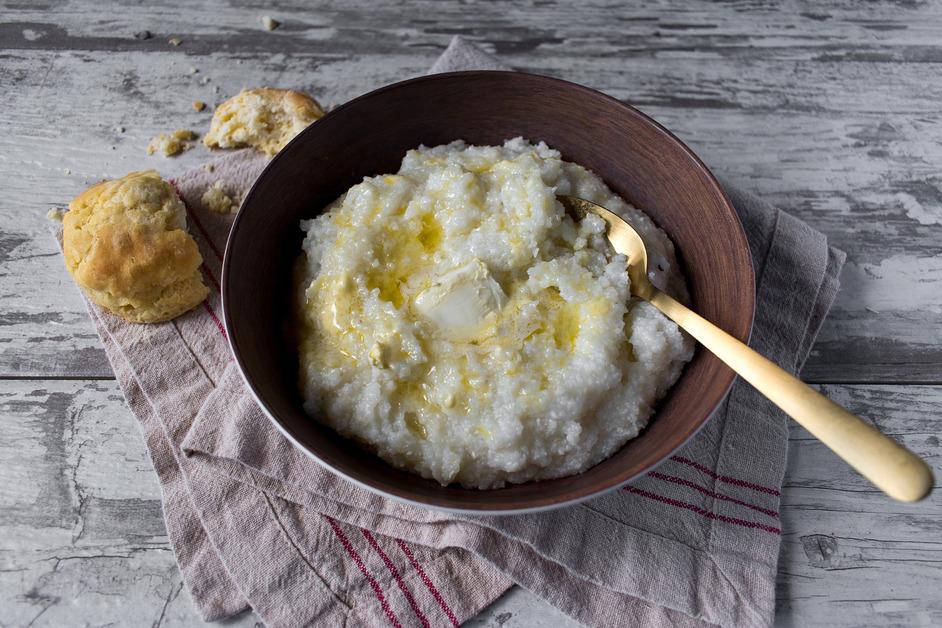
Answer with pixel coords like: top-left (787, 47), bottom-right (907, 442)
top-left (223, 71), bottom-right (754, 513)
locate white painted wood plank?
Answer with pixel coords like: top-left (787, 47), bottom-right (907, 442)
top-left (1, 54), bottom-right (940, 379)
top-left (0, 379), bottom-right (254, 626)
top-left (470, 588), bottom-right (581, 628)
top-left (3, 1), bottom-right (942, 56)
top-left (775, 384), bottom-right (942, 627)
top-left (2, 2), bottom-right (941, 379)
top-left (2, 2), bottom-right (941, 626)
top-left (1, 380), bottom-right (938, 626)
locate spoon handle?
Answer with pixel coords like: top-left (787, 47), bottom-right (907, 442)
top-left (646, 288), bottom-right (934, 503)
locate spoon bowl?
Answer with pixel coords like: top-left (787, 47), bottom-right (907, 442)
top-left (560, 195), bottom-right (653, 298)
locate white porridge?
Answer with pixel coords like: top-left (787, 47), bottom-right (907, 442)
top-left (295, 138), bottom-right (694, 489)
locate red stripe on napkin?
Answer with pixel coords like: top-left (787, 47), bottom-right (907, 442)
top-left (327, 517), bottom-right (403, 627)
top-left (395, 539), bottom-right (461, 627)
top-left (362, 529), bottom-right (431, 628)
top-left (670, 455), bottom-right (781, 496)
top-left (647, 471), bottom-right (779, 518)
top-left (624, 486), bottom-right (781, 535)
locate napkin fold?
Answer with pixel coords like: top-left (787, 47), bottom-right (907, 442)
top-left (62, 37), bottom-right (845, 627)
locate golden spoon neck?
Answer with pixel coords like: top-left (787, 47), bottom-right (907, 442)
top-left (628, 270), bottom-right (656, 300)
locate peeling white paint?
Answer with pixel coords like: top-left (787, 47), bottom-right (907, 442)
top-left (896, 191), bottom-right (942, 226)
top-left (835, 255), bottom-right (942, 314)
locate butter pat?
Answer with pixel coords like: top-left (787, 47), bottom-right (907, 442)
top-left (413, 259), bottom-right (506, 342)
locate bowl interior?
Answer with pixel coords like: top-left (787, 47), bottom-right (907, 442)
top-left (223, 71), bottom-right (754, 512)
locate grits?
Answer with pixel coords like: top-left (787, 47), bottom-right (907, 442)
top-left (296, 138), bottom-right (694, 489)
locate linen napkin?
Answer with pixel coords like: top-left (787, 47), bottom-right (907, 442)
top-left (60, 37), bottom-right (845, 627)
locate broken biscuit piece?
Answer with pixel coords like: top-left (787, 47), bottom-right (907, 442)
top-left (200, 180), bottom-right (239, 214)
top-left (147, 129), bottom-right (198, 156)
top-left (62, 170), bottom-right (209, 323)
top-left (203, 88), bottom-right (324, 156)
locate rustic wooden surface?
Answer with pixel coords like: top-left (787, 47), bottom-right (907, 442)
top-left (1, 1), bottom-right (940, 626)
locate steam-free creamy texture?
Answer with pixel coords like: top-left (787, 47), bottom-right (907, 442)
top-left (296, 139), bottom-right (694, 489)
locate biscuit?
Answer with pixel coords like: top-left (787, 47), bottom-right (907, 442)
top-left (203, 88), bottom-right (324, 156)
top-left (63, 170), bottom-right (209, 323)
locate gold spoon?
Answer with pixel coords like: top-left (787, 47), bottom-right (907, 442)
top-left (560, 195), bottom-right (934, 503)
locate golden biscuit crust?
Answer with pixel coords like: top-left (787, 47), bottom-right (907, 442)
top-left (63, 170), bottom-right (209, 323)
top-left (203, 88), bottom-right (324, 156)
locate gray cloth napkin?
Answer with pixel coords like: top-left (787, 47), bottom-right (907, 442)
top-left (61, 37), bottom-right (845, 628)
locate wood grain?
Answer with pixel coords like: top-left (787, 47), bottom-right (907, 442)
top-left (1, 1), bottom-right (942, 381)
top-left (777, 384), bottom-right (942, 627)
top-left (1, 1), bottom-right (940, 626)
top-left (1, 380), bottom-right (937, 626)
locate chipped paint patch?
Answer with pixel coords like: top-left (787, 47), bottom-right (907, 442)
top-left (835, 255), bottom-right (942, 314)
top-left (896, 192), bottom-right (942, 226)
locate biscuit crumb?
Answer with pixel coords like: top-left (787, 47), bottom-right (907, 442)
top-left (64, 168), bottom-right (71, 175)
top-left (115, 125), bottom-right (125, 133)
top-left (147, 129), bottom-right (198, 156)
top-left (168, 36), bottom-right (182, 46)
top-left (189, 67), bottom-right (198, 74)
top-left (193, 100), bottom-right (206, 112)
top-left (203, 88), bottom-right (324, 156)
top-left (47, 207), bottom-right (66, 222)
top-left (200, 180), bottom-right (239, 214)
top-left (261, 16), bottom-right (280, 31)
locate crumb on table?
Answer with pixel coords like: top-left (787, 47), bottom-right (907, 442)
top-left (193, 100), bottom-right (206, 111)
top-left (46, 207), bottom-right (66, 221)
top-left (147, 129), bottom-right (198, 156)
top-left (262, 16), bottom-right (280, 31)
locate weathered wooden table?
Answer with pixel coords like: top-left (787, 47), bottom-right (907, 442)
top-left (2, 1), bottom-right (940, 626)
